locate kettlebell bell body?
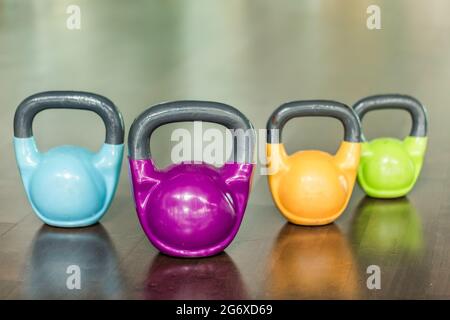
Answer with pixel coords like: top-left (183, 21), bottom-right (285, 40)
top-left (14, 92), bottom-right (124, 227)
top-left (128, 101), bottom-right (255, 258)
top-left (266, 101), bottom-right (362, 226)
top-left (353, 95), bottom-right (428, 198)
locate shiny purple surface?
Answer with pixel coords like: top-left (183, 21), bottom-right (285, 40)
top-left (128, 158), bottom-right (254, 258)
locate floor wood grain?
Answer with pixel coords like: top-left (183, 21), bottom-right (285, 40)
top-left (1, 0), bottom-right (450, 299)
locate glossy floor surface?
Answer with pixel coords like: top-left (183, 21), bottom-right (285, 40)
top-left (1, 0), bottom-right (450, 299)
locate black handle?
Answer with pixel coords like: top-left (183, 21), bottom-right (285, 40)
top-left (128, 100), bottom-right (255, 163)
top-left (352, 94), bottom-right (427, 138)
top-left (266, 100), bottom-right (362, 143)
top-left (13, 91), bottom-right (124, 145)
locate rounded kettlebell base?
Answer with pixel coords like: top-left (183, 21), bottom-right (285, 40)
top-left (129, 159), bottom-right (253, 258)
top-left (275, 151), bottom-right (349, 225)
top-left (358, 138), bottom-right (417, 198)
top-left (282, 213), bottom-right (342, 226)
top-left (35, 215), bottom-right (103, 228)
top-left (28, 146), bottom-right (108, 227)
top-left (152, 243), bottom-right (229, 258)
top-left (142, 172), bottom-right (238, 258)
top-left (357, 186), bottom-right (411, 199)
top-left (145, 225), bottom-right (237, 258)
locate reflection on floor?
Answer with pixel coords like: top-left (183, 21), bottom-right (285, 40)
top-left (1, 0), bottom-right (450, 299)
top-left (350, 197), bottom-right (430, 299)
top-left (352, 197), bottom-right (424, 259)
top-left (266, 223), bottom-right (360, 299)
top-left (145, 253), bottom-right (248, 300)
top-left (24, 225), bottom-right (123, 299)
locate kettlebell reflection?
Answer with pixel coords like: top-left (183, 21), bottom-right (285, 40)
top-left (145, 253), bottom-right (248, 299)
top-left (266, 224), bottom-right (360, 299)
top-left (25, 225), bottom-right (122, 299)
top-left (351, 197), bottom-right (424, 258)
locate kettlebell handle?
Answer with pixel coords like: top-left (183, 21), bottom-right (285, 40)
top-left (266, 100), bottom-right (362, 143)
top-left (14, 91), bottom-right (124, 145)
top-left (128, 100), bottom-right (255, 163)
top-left (353, 94), bottom-right (427, 138)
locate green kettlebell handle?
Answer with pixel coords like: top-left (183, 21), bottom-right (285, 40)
top-left (13, 91), bottom-right (125, 145)
top-left (353, 94), bottom-right (428, 141)
top-left (266, 100), bottom-right (362, 143)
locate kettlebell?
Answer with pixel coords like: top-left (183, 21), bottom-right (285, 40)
top-left (13, 91), bottom-right (124, 227)
top-left (128, 101), bottom-right (255, 258)
top-left (353, 94), bottom-right (428, 198)
top-left (266, 100), bottom-right (362, 226)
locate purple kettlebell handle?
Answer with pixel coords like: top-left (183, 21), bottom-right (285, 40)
top-left (128, 100), bottom-right (255, 163)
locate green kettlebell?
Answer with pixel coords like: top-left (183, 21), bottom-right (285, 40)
top-left (353, 94), bottom-right (428, 198)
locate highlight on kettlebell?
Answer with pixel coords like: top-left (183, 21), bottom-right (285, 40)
top-left (128, 101), bottom-right (256, 258)
top-left (266, 100), bottom-right (362, 226)
top-left (13, 91), bottom-right (125, 228)
top-left (353, 94), bottom-right (428, 199)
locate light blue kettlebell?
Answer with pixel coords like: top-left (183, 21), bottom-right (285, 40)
top-left (13, 91), bottom-right (125, 227)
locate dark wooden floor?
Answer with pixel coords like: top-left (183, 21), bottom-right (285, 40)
top-left (1, 0), bottom-right (450, 299)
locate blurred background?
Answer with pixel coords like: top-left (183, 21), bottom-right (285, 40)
top-left (0, 0), bottom-right (450, 299)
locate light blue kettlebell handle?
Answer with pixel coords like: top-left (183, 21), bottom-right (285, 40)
top-left (14, 91), bottom-right (124, 144)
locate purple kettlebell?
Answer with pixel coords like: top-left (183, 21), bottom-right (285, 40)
top-left (128, 101), bottom-right (255, 258)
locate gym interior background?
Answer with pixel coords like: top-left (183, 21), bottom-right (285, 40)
top-left (1, 0), bottom-right (450, 299)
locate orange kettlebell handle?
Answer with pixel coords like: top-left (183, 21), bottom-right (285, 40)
top-left (266, 100), bottom-right (362, 169)
top-left (267, 100), bottom-right (361, 144)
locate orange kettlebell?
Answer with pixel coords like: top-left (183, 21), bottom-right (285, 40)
top-left (266, 100), bottom-right (362, 226)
